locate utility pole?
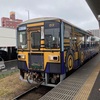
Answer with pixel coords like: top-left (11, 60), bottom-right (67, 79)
top-left (26, 10), bottom-right (30, 20)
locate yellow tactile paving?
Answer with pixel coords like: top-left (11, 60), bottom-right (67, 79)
top-left (74, 62), bottom-right (100, 100)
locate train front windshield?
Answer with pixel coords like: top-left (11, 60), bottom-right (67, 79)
top-left (44, 21), bottom-right (60, 49)
top-left (18, 31), bottom-right (27, 49)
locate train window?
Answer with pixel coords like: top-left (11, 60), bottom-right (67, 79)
top-left (87, 43), bottom-right (89, 48)
top-left (44, 21), bottom-right (60, 49)
top-left (18, 31), bottom-right (27, 49)
top-left (64, 24), bottom-right (71, 38)
top-left (81, 43), bottom-right (85, 48)
top-left (41, 26), bottom-right (44, 39)
top-left (45, 28), bottom-right (60, 48)
top-left (31, 32), bottom-right (41, 48)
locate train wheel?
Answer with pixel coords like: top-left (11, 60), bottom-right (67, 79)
top-left (26, 73), bottom-right (34, 84)
top-left (67, 54), bottom-right (74, 71)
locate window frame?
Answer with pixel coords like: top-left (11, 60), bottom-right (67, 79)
top-left (44, 20), bottom-right (60, 49)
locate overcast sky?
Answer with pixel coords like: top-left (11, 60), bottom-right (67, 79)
top-left (0, 0), bottom-right (99, 30)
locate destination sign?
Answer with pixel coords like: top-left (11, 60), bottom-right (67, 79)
top-left (45, 21), bottom-right (60, 29)
top-left (18, 26), bottom-right (26, 31)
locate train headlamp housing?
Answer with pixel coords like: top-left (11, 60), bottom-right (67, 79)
top-left (18, 54), bottom-right (26, 59)
top-left (48, 55), bottom-right (59, 61)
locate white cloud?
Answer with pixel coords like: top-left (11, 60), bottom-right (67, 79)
top-left (0, 0), bottom-right (99, 30)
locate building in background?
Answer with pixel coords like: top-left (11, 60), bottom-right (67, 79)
top-left (1, 11), bottom-right (23, 29)
top-left (89, 29), bottom-right (100, 38)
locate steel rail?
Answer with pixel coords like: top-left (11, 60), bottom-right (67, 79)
top-left (13, 81), bottom-right (43, 100)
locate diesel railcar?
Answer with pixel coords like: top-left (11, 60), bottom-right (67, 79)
top-left (17, 17), bottom-right (100, 87)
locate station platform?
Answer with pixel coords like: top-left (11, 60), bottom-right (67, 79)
top-left (39, 53), bottom-right (100, 100)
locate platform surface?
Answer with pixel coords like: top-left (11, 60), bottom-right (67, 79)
top-left (88, 72), bottom-right (100, 100)
top-left (39, 53), bottom-right (100, 100)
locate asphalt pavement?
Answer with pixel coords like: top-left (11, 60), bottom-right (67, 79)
top-left (0, 59), bottom-right (18, 73)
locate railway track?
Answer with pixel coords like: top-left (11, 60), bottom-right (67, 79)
top-left (13, 85), bottom-right (39, 100)
top-left (13, 71), bottom-right (81, 100)
top-left (13, 82), bottom-right (52, 100)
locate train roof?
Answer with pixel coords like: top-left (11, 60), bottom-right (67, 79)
top-left (21, 17), bottom-right (59, 25)
top-left (19, 17), bottom-right (90, 36)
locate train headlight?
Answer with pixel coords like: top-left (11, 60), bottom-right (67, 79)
top-left (21, 55), bottom-right (25, 59)
top-left (48, 55), bottom-right (59, 61)
top-left (18, 54), bottom-right (26, 59)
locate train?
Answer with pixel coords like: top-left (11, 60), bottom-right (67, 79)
top-left (17, 17), bottom-right (100, 87)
